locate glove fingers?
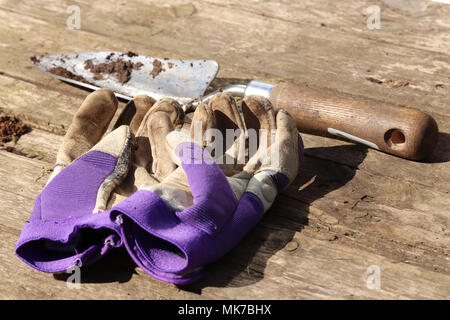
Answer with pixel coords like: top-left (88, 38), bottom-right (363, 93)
top-left (240, 95), bottom-right (277, 176)
top-left (244, 109), bottom-right (303, 212)
top-left (133, 98), bottom-right (183, 172)
top-left (177, 93), bottom-right (246, 173)
top-left (260, 109), bottom-right (302, 181)
top-left (189, 103), bottom-right (216, 147)
top-left (114, 95), bottom-right (156, 135)
top-left (54, 88), bottom-right (118, 171)
top-left (207, 93), bottom-right (246, 174)
top-left (144, 98), bottom-right (184, 182)
top-left (112, 95), bottom-right (158, 196)
top-left (207, 92), bottom-right (245, 136)
top-left (115, 97), bottom-right (183, 195)
top-left (242, 95), bottom-right (276, 140)
top-left (166, 102), bottom-right (217, 167)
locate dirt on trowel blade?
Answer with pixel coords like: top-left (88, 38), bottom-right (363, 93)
top-left (105, 51), bottom-right (138, 60)
top-left (123, 51), bottom-right (138, 57)
top-left (150, 59), bottom-right (165, 79)
top-left (0, 115), bottom-right (30, 143)
top-left (48, 66), bottom-right (92, 84)
top-left (30, 56), bottom-right (40, 64)
top-left (84, 55), bottom-right (143, 84)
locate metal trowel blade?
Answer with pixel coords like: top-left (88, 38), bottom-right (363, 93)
top-left (30, 52), bottom-right (219, 104)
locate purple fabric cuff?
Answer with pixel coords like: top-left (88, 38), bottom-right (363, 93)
top-left (15, 151), bottom-right (123, 273)
top-left (15, 205), bottom-right (121, 272)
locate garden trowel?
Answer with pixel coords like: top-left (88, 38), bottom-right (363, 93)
top-left (30, 51), bottom-right (438, 160)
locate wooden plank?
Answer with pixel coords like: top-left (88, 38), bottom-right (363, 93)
top-left (0, 0), bottom-right (448, 118)
top-left (277, 147), bottom-right (450, 276)
top-left (2, 106), bottom-right (447, 278)
top-left (197, 229), bottom-right (450, 299)
top-left (2, 128), bottom-right (61, 163)
top-left (200, 0), bottom-right (450, 55)
top-left (90, 0), bottom-right (448, 117)
top-left (0, 72), bottom-right (84, 135)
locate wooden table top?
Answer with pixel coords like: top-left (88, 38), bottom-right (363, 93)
top-left (0, 0), bottom-right (448, 299)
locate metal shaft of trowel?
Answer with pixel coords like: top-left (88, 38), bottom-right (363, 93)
top-left (186, 80), bottom-right (275, 111)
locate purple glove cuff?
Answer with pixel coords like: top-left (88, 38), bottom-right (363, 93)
top-left (15, 151), bottom-right (123, 273)
top-left (15, 205), bottom-right (121, 272)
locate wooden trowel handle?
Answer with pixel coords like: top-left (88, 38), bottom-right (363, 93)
top-left (268, 81), bottom-right (439, 160)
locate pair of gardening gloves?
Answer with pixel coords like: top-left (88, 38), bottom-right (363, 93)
top-left (15, 88), bottom-right (303, 284)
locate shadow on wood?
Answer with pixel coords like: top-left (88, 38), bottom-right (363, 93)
top-left (53, 247), bottom-right (137, 284)
top-left (180, 144), bottom-right (368, 293)
top-left (424, 132), bottom-right (450, 164)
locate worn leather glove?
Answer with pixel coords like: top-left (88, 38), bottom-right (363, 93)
top-left (112, 93), bottom-right (304, 284)
top-left (15, 89), bottom-right (184, 273)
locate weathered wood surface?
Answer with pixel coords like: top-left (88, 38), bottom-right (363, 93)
top-left (0, 0), bottom-right (449, 299)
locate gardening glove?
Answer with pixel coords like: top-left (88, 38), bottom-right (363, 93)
top-left (15, 89), bottom-right (183, 273)
top-left (111, 93), bottom-right (304, 284)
